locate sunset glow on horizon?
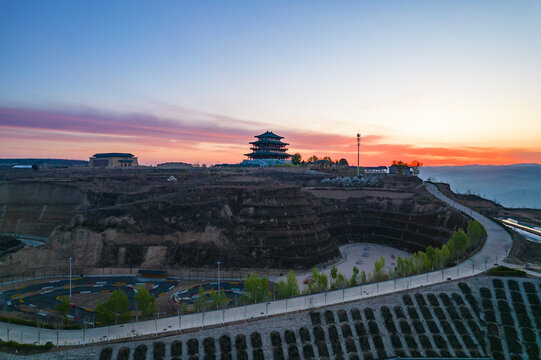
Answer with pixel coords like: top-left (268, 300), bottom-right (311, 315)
top-left (1, 1), bottom-right (540, 166)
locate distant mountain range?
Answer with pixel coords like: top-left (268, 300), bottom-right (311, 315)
top-left (0, 158), bottom-right (88, 167)
top-left (420, 163), bottom-right (541, 209)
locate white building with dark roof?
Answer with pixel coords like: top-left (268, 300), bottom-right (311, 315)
top-left (89, 153), bottom-right (139, 168)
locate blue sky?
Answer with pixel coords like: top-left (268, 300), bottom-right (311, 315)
top-left (1, 1), bottom-right (540, 164)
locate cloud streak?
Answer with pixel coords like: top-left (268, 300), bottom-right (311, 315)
top-left (0, 106), bottom-right (539, 166)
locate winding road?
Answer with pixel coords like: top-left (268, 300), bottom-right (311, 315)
top-left (0, 182), bottom-right (518, 346)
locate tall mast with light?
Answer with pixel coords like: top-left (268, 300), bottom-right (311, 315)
top-left (357, 132), bottom-right (361, 177)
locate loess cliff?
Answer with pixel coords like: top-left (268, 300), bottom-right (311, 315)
top-left (0, 169), bottom-right (468, 273)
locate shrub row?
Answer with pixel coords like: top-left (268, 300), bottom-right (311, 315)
top-left (0, 314), bottom-right (81, 330)
top-left (0, 340), bottom-right (54, 354)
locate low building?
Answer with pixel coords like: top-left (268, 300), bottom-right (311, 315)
top-left (389, 164), bottom-right (413, 175)
top-left (156, 162), bottom-right (193, 169)
top-left (89, 153), bottom-right (138, 168)
top-left (364, 166), bottom-right (388, 174)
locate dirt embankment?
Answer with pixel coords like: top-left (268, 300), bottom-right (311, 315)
top-left (0, 171), bottom-right (467, 273)
top-left (508, 234), bottom-right (541, 265)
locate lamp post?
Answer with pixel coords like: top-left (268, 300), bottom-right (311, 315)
top-left (356, 132), bottom-right (361, 177)
top-left (217, 261), bottom-right (221, 309)
top-left (68, 257), bottom-right (73, 297)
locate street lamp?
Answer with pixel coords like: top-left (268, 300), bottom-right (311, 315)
top-left (356, 132), bottom-right (361, 177)
top-left (217, 261), bottom-right (221, 308)
top-left (68, 257), bottom-right (73, 297)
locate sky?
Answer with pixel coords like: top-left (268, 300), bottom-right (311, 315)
top-left (1, 1), bottom-right (540, 166)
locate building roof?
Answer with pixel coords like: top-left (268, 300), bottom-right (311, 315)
top-left (244, 151), bottom-right (291, 158)
top-left (255, 131), bottom-right (283, 139)
top-left (365, 166), bottom-right (388, 170)
top-left (92, 153), bottom-right (134, 158)
top-left (249, 139), bottom-right (289, 146)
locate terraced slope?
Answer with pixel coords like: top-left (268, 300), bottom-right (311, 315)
top-left (0, 171), bottom-right (467, 273)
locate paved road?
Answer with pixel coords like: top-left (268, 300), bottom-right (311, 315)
top-left (171, 281), bottom-right (247, 304)
top-left (0, 182), bottom-right (519, 346)
top-left (0, 277), bottom-right (175, 324)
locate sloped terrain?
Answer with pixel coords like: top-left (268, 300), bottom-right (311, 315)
top-left (0, 169), bottom-right (467, 273)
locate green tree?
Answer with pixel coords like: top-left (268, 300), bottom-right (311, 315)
top-left (330, 265), bottom-right (338, 282)
top-left (360, 270), bottom-right (367, 284)
top-left (394, 256), bottom-right (409, 277)
top-left (416, 251), bottom-right (430, 272)
top-left (291, 153), bottom-right (302, 165)
top-left (95, 302), bottom-right (115, 325)
top-left (426, 246), bottom-right (436, 270)
top-left (56, 296), bottom-right (71, 324)
top-left (134, 285), bottom-right (157, 317)
top-left (335, 273), bottom-right (346, 288)
top-left (95, 290), bottom-right (130, 324)
top-left (317, 273), bottom-right (328, 292)
top-left (467, 220), bottom-right (486, 249)
top-left (210, 289), bottom-right (228, 309)
top-left (109, 289), bottom-right (130, 323)
top-left (277, 280), bottom-right (289, 298)
top-left (308, 269), bottom-right (329, 292)
top-left (244, 273), bottom-right (269, 302)
top-left (349, 266), bottom-right (359, 286)
top-left (437, 245), bottom-right (451, 268)
top-left (286, 270), bottom-right (299, 297)
top-left (277, 271), bottom-right (299, 298)
top-left (447, 229), bottom-right (470, 260)
top-left (373, 256), bottom-right (386, 281)
top-left (307, 155), bottom-right (319, 162)
top-left (180, 302), bottom-right (188, 314)
top-left (193, 285), bottom-right (207, 312)
top-left (330, 265), bottom-right (346, 289)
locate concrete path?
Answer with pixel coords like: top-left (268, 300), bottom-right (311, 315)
top-left (0, 182), bottom-right (518, 346)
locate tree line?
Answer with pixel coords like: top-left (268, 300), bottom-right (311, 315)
top-left (291, 153), bottom-right (349, 166)
top-left (235, 220), bottom-right (486, 302)
top-left (56, 285), bottom-right (159, 325)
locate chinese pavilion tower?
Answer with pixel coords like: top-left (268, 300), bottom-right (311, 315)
top-left (244, 131), bottom-right (292, 160)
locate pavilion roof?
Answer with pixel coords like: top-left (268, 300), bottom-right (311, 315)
top-left (244, 151), bottom-right (291, 157)
top-left (255, 131), bottom-right (283, 139)
top-left (249, 139), bottom-right (289, 146)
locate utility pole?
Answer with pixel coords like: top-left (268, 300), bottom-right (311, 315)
top-left (68, 257), bottom-right (73, 297)
top-left (357, 132), bottom-right (361, 177)
top-left (217, 261), bottom-right (221, 309)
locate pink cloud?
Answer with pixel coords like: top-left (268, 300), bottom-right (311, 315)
top-left (0, 106), bottom-right (539, 166)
